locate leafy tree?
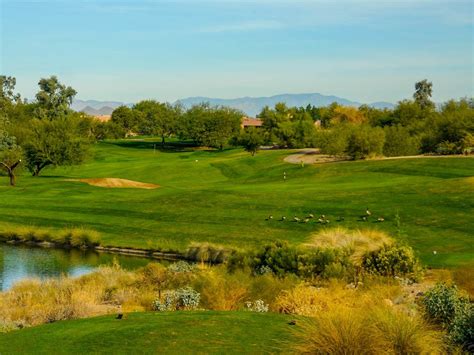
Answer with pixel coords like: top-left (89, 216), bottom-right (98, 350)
top-left (202, 106), bottom-right (242, 149)
top-left (0, 120), bottom-right (23, 186)
top-left (330, 106), bottom-right (367, 125)
top-left (239, 127), bottom-right (264, 156)
top-left (24, 116), bottom-right (90, 176)
top-left (110, 106), bottom-right (137, 137)
top-left (0, 76), bottom-right (21, 105)
top-left (317, 124), bottom-right (350, 157)
top-left (413, 79), bottom-right (434, 110)
top-left (34, 76), bottom-right (77, 119)
top-left (134, 100), bottom-right (181, 145)
top-left (179, 103), bottom-right (242, 149)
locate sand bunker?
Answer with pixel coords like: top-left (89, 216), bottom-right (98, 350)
top-left (284, 149), bottom-right (347, 164)
top-left (67, 178), bottom-right (159, 189)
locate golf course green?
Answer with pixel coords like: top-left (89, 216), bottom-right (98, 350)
top-left (1, 139), bottom-right (473, 268)
top-left (0, 311), bottom-right (298, 354)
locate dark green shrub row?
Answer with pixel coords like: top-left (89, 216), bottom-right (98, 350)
top-left (228, 241), bottom-right (419, 280)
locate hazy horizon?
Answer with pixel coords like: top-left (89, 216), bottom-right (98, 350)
top-left (1, 0), bottom-right (473, 103)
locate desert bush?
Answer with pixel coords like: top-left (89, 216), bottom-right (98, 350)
top-left (168, 261), bottom-right (196, 273)
top-left (152, 287), bottom-right (200, 311)
top-left (294, 307), bottom-right (379, 354)
top-left (383, 124), bottom-right (420, 157)
top-left (245, 300), bottom-right (269, 313)
top-left (252, 241), bottom-right (300, 276)
top-left (422, 283), bottom-right (466, 324)
top-left (362, 243), bottom-right (421, 279)
top-left (293, 302), bottom-right (444, 354)
top-left (193, 269), bottom-right (249, 310)
top-left (422, 283), bottom-right (473, 349)
top-left (449, 302), bottom-right (474, 349)
top-left (370, 307), bottom-right (445, 354)
top-left (346, 124), bottom-right (385, 159)
top-left (185, 243), bottom-right (231, 264)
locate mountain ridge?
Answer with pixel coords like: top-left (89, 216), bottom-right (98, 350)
top-left (73, 93), bottom-right (394, 117)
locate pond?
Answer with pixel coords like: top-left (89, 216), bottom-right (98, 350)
top-left (0, 243), bottom-right (156, 291)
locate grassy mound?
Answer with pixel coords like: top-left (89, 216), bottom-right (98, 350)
top-left (0, 311), bottom-right (297, 354)
top-left (0, 139), bottom-right (473, 267)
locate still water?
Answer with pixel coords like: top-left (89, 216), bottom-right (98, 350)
top-left (0, 243), bottom-right (154, 291)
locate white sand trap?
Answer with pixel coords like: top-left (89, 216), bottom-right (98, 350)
top-left (67, 178), bottom-right (159, 189)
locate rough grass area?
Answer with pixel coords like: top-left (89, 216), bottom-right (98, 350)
top-left (0, 311), bottom-right (297, 354)
top-left (0, 139), bottom-right (473, 267)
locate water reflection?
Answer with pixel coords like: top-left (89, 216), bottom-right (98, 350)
top-left (0, 243), bottom-right (153, 291)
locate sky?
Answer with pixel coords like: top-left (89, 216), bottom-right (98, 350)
top-left (0, 0), bottom-right (473, 104)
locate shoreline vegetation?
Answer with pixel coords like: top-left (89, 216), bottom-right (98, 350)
top-left (0, 226), bottom-right (232, 263)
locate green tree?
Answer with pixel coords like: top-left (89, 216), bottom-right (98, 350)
top-left (134, 100), bottom-right (181, 145)
top-left (34, 76), bottom-right (77, 120)
top-left (413, 79), bottom-right (434, 110)
top-left (24, 116), bottom-right (91, 176)
top-left (239, 127), bottom-right (264, 156)
top-left (110, 106), bottom-right (137, 137)
top-left (0, 121), bottom-right (23, 186)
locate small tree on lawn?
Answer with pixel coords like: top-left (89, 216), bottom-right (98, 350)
top-left (0, 130), bottom-right (23, 186)
top-left (239, 127), bottom-right (263, 156)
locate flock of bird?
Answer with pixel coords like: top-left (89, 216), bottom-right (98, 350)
top-left (266, 208), bottom-right (385, 224)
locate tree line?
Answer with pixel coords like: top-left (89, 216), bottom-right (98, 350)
top-left (1, 75), bottom-right (473, 186)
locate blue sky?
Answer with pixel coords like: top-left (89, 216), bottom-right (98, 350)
top-left (1, 0), bottom-right (472, 103)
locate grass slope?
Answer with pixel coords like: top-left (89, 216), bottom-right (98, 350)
top-left (0, 139), bottom-right (473, 267)
top-left (0, 311), bottom-right (297, 354)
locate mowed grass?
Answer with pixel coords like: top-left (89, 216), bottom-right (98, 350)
top-left (0, 311), bottom-right (297, 354)
top-left (0, 139), bottom-right (473, 268)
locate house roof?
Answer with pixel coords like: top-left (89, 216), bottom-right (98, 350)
top-left (242, 117), bottom-right (263, 127)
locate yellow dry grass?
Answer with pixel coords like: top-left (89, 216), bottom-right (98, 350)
top-left (307, 227), bottom-right (394, 265)
top-left (66, 178), bottom-right (159, 189)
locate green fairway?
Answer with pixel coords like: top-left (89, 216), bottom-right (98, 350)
top-left (0, 140), bottom-right (473, 268)
top-left (0, 311), bottom-right (297, 354)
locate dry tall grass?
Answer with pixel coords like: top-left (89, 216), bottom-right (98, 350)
top-left (307, 227), bottom-right (394, 265)
top-left (281, 281), bottom-right (446, 354)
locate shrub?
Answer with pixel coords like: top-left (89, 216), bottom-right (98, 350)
top-left (193, 270), bottom-right (249, 311)
top-left (362, 244), bottom-right (420, 279)
top-left (383, 125), bottom-right (420, 157)
top-left (346, 125), bottom-right (385, 159)
top-left (252, 241), bottom-right (300, 277)
top-left (422, 283), bottom-right (473, 349)
top-left (294, 308), bottom-right (378, 354)
top-left (449, 302), bottom-right (474, 348)
top-left (245, 300), bottom-right (269, 313)
top-left (422, 283), bottom-right (465, 325)
top-left (167, 261), bottom-right (195, 273)
top-left (152, 287), bottom-right (200, 311)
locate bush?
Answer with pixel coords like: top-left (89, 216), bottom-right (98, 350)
top-left (252, 241), bottom-right (300, 277)
top-left (449, 302), bottom-right (474, 348)
top-left (422, 283), bottom-right (465, 324)
top-left (152, 287), bottom-right (200, 311)
top-left (362, 244), bottom-right (420, 279)
top-left (167, 261), bottom-right (195, 273)
top-left (245, 300), bottom-right (269, 313)
top-left (346, 125), bottom-right (385, 159)
top-left (383, 125), bottom-right (420, 157)
top-left (422, 283), bottom-right (473, 349)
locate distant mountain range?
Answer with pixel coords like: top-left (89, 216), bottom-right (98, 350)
top-left (73, 94), bottom-right (394, 117)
